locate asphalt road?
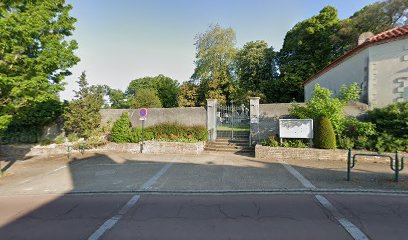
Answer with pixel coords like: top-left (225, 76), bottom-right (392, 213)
top-left (1, 151), bottom-right (408, 239)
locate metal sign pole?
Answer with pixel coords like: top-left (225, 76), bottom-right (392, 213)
top-left (141, 119), bottom-right (145, 153)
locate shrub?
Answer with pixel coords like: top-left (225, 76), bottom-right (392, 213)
top-left (111, 112), bottom-right (133, 143)
top-left (261, 135), bottom-right (309, 148)
top-left (54, 133), bottom-right (66, 144)
top-left (67, 133), bottom-right (79, 142)
top-left (314, 117), bottom-right (336, 149)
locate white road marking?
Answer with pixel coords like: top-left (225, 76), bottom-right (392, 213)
top-left (278, 159), bottom-right (316, 189)
top-left (280, 159), bottom-right (369, 240)
top-left (88, 158), bottom-right (176, 240)
top-left (316, 195), bottom-right (369, 240)
top-left (88, 195), bottom-right (140, 240)
top-left (141, 161), bottom-right (174, 190)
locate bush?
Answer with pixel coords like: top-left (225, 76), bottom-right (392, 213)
top-left (261, 135), bottom-right (309, 148)
top-left (111, 112), bottom-right (133, 143)
top-left (111, 119), bottom-right (208, 143)
top-left (67, 133), bottom-right (79, 142)
top-left (314, 117), bottom-right (336, 149)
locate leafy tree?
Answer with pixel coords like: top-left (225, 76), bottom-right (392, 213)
top-left (106, 88), bottom-right (128, 109)
top-left (278, 6), bottom-right (341, 102)
top-left (0, 0), bottom-right (79, 136)
top-left (129, 88), bottom-right (162, 108)
top-left (64, 72), bottom-right (104, 138)
top-left (178, 81), bottom-right (199, 107)
top-left (127, 74), bottom-right (179, 108)
top-left (191, 24), bottom-right (237, 105)
top-left (235, 41), bottom-right (278, 103)
top-left (334, 0), bottom-right (408, 54)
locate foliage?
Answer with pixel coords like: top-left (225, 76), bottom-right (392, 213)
top-left (127, 74), bottom-right (179, 108)
top-left (111, 112), bottom-right (133, 143)
top-left (63, 72), bottom-right (104, 138)
top-left (235, 40), bottom-right (277, 102)
top-left (365, 102), bottom-right (408, 152)
top-left (261, 135), bottom-right (309, 148)
top-left (106, 88), bottom-right (128, 109)
top-left (129, 88), bottom-right (163, 108)
top-left (54, 133), bottom-right (66, 144)
top-left (0, 0), bottom-right (79, 136)
top-left (178, 82), bottom-right (199, 107)
top-left (290, 83), bottom-right (361, 134)
top-left (278, 6), bottom-right (341, 102)
top-left (314, 117), bottom-right (336, 149)
top-left (191, 24), bottom-right (237, 105)
top-left (334, 0), bottom-right (408, 54)
top-left (111, 117), bottom-right (208, 143)
top-left (67, 133), bottom-right (79, 142)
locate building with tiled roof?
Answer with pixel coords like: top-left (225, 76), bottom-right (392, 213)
top-left (305, 26), bottom-right (408, 108)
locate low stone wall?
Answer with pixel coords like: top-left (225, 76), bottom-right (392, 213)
top-left (0, 141), bottom-right (205, 159)
top-left (255, 145), bottom-right (397, 163)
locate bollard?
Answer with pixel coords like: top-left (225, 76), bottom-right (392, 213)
top-left (347, 149), bottom-right (351, 181)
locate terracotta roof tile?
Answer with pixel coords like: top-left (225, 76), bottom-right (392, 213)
top-left (305, 25), bottom-right (408, 85)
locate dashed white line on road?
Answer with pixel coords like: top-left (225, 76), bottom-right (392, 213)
top-left (87, 157), bottom-right (176, 240)
top-left (280, 159), bottom-right (369, 240)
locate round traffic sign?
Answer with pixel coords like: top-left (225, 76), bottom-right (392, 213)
top-left (139, 108), bottom-right (148, 118)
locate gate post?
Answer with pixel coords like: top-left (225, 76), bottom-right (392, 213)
top-left (249, 97), bottom-right (260, 146)
top-left (206, 99), bottom-right (218, 141)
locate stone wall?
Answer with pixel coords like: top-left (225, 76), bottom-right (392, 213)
top-left (0, 141), bottom-right (205, 160)
top-left (257, 102), bottom-right (368, 141)
top-left (255, 145), bottom-right (396, 163)
top-left (100, 107), bottom-right (207, 128)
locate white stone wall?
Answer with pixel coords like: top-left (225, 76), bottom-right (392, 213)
top-left (368, 38), bottom-right (408, 108)
top-left (305, 48), bottom-right (369, 102)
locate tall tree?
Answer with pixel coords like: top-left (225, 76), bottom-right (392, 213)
top-left (107, 88), bottom-right (128, 109)
top-left (191, 24), bottom-right (237, 105)
top-left (235, 40), bottom-right (278, 103)
top-left (127, 74), bottom-right (179, 108)
top-left (64, 72), bottom-right (104, 138)
top-left (334, 0), bottom-right (408, 55)
top-left (0, 0), bottom-right (80, 135)
top-left (129, 88), bottom-right (162, 108)
top-left (178, 81), bottom-right (199, 107)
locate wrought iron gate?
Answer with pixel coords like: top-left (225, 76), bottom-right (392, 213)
top-left (216, 103), bottom-right (250, 139)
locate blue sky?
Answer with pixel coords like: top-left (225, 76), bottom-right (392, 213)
top-left (61, 0), bottom-right (379, 100)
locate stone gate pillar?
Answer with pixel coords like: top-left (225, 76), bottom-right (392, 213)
top-left (206, 99), bottom-right (217, 141)
top-left (249, 97), bottom-right (260, 145)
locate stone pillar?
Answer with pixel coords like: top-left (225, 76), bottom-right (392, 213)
top-left (249, 97), bottom-right (260, 145)
top-left (206, 99), bottom-right (218, 141)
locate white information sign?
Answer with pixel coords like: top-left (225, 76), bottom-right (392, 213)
top-left (279, 119), bottom-right (313, 139)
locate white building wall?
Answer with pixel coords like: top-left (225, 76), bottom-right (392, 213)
top-left (305, 48), bottom-right (369, 102)
top-left (368, 38), bottom-right (408, 108)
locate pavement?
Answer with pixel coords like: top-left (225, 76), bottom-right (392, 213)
top-left (0, 151), bottom-right (408, 239)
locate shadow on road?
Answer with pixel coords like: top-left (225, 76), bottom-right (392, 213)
top-left (0, 152), bottom-right (407, 239)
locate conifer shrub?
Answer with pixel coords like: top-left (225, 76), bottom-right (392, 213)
top-left (111, 112), bottom-right (133, 143)
top-left (314, 116), bottom-right (336, 149)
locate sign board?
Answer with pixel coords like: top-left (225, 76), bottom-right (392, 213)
top-left (139, 108), bottom-right (148, 118)
top-left (139, 117), bottom-right (146, 121)
top-left (279, 119), bottom-right (313, 139)
top-left (250, 117), bottom-right (259, 124)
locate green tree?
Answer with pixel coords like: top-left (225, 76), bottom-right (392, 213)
top-left (106, 88), bottom-right (128, 109)
top-left (314, 116), bottom-right (337, 149)
top-left (64, 72), bottom-right (104, 138)
top-left (334, 0), bottom-right (408, 54)
top-left (235, 40), bottom-right (278, 103)
top-left (0, 0), bottom-right (80, 135)
top-left (178, 81), bottom-right (199, 107)
top-left (127, 74), bottom-right (179, 108)
top-left (191, 24), bottom-right (237, 105)
top-left (130, 88), bottom-right (162, 108)
top-left (278, 6), bottom-right (341, 102)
